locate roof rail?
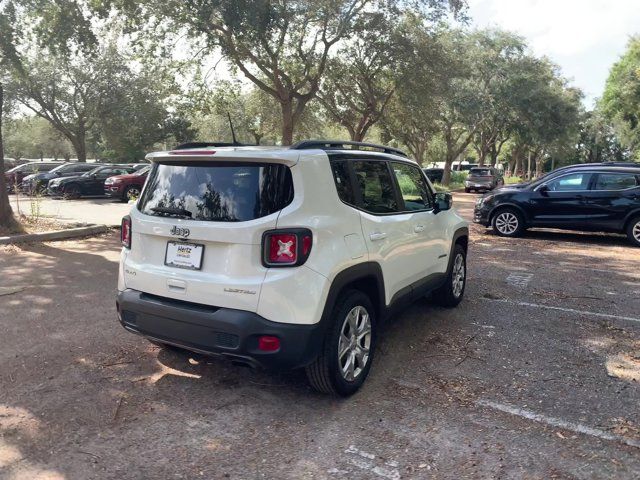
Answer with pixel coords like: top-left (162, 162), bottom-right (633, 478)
top-left (290, 140), bottom-right (408, 157)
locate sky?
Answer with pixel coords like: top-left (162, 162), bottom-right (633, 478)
top-left (467, 0), bottom-right (640, 108)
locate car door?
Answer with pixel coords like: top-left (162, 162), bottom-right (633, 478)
top-left (583, 172), bottom-right (640, 231)
top-left (92, 168), bottom-right (115, 194)
top-left (527, 172), bottom-right (594, 228)
top-left (351, 159), bottom-right (427, 306)
top-left (390, 161), bottom-right (448, 279)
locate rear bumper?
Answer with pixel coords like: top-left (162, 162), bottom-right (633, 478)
top-left (466, 182), bottom-right (493, 190)
top-left (116, 289), bottom-right (324, 370)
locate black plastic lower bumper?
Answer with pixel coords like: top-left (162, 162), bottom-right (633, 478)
top-left (116, 289), bottom-right (324, 370)
top-left (473, 205), bottom-right (491, 226)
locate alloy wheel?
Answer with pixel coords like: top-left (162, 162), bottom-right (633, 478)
top-left (126, 187), bottom-right (141, 201)
top-left (634, 221), bottom-right (640, 243)
top-left (495, 212), bottom-right (519, 235)
top-left (452, 253), bottom-right (465, 298)
top-left (337, 306), bottom-right (371, 382)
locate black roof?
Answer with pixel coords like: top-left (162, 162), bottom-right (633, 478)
top-left (555, 162), bottom-right (639, 171)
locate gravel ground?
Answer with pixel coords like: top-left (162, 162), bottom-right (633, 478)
top-left (1, 194), bottom-right (639, 479)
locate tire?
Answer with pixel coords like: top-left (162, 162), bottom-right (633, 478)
top-left (306, 290), bottom-right (376, 396)
top-left (62, 183), bottom-right (81, 200)
top-left (627, 216), bottom-right (640, 247)
top-left (123, 185), bottom-right (141, 202)
top-left (433, 244), bottom-right (466, 308)
top-left (492, 208), bottom-right (525, 237)
top-left (464, 188), bottom-right (470, 193)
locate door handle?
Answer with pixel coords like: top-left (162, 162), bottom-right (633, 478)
top-left (369, 232), bottom-right (388, 241)
top-left (414, 225), bottom-right (425, 233)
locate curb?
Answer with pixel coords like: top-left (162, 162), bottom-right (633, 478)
top-left (0, 225), bottom-right (110, 245)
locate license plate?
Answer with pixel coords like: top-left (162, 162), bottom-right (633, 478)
top-left (165, 242), bottom-right (204, 270)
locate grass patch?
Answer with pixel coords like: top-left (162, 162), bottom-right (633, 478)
top-left (504, 176), bottom-right (524, 184)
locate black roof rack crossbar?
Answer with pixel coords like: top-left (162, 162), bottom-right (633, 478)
top-left (290, 140), bottom-right (408, 157)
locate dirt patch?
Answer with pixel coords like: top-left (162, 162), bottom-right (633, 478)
top-left (0, 215), bottom-right (85, 237)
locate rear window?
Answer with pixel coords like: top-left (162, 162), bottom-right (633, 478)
top-left (138, 162), bottom-right (293, 222)
top-left (470, 168), bottom-right (492, 176)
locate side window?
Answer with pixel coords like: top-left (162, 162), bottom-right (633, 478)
top-left (594, 173), bottom-right (638, 191)
top-left (330, 160), bottom-right (356, 205)
top-left (392, 162), bottom-right (433, 211)
top-left (546, 173), bottom-right (592, 192)
top-left (352, 161), bottom-right (399, 214)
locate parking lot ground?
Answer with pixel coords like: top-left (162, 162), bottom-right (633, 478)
top-left (1, 198), bottom-right (639, 479)
top-left (8, 194), bottom-right (130, 227)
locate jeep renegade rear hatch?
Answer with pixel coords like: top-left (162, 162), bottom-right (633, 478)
top-left (138, 162), bottom-right (293, 222)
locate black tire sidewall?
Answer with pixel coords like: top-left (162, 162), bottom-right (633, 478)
top-left (492, 208), bottom-right (524, 237)
top-left (324, 290), bottom-right (377, 396)
top-left (627, 216), bottom-right (640, 247)
top-left (433, 244), bottom-right (466, 307)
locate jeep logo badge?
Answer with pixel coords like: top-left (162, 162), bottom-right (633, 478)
top-left (170, 226), bottom-right (190, 238)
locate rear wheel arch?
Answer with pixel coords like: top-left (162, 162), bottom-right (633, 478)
top-left (623, 210), bottom-right (640, 232)
top-left (322, 263), bottom-right (385, 329)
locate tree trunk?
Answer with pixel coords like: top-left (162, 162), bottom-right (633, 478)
top-left (442, 149), bottom-right (457, 186)
top-left (352, 129), bottom-right (366, 142)
top-left (535, 156), bottom-right (544, 177)
top-left (280, 100), bottom-right (294, 145)
top-left (478, 147), bottom-right (487, 167)
top-left (514, 149), bottom-right (523, 177)
top-left (526, 151), bottom-right (532, 180)
top-left (71, 135), bottom-right (87, 163)
top-left (0, 84), bottom-right (18, 230)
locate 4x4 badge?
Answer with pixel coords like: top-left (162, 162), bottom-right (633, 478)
top-left (170, 226), bottom-right (190, 238)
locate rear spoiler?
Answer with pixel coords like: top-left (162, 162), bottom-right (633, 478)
top-left (145, 149), bottom-right (299, 167)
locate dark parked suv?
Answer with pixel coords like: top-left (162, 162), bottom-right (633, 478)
top-left (474, 164), bottom-right (640, 246)
top-left (464, 167), bottom-right (504, 193)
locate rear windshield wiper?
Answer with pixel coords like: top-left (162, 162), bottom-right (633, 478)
top-left (150, 207), bottom-right (193, 218)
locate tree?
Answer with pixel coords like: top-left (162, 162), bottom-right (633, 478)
top-left (89, 47), bottom-right (176, 161)
top-left (573, 110), bottom-right (630, 164)
top-left (468, 30), bottom-right (528, 167)
top-left (380, 18), bottom-right (452, 165)
top-left (507, 58), bottom-right (582, 177)
top-left (318, 13), bottom-right (397, 141)
top-left (4, 116), bottom-right (73, 160)
top-left (601, 36), bottom-right (640, 159)
top-left (100, 0), bottom-right (464, 144)
top-left (0, 1), bottom-right (19, 229)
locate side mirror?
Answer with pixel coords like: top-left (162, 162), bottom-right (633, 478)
top-left (538, 184), bottom-right (549, 195)
top-left (434, 192), bottom-right (452, 213)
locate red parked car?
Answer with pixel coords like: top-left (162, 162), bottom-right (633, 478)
top-left (4, 162), bottom-right (63, 192)
top-left (104, 166), bottom-right (150, 202)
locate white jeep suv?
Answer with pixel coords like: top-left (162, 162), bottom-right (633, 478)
top-left (116, 140), bottom-right (469, 396)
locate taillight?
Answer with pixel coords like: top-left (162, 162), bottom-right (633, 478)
top-left (121, 215), bottom-right (132, 248)
top-left (262, 229), bottom-right (312, 267)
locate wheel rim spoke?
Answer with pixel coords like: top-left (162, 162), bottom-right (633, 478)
top-left (452, 253), bottom-right (465, 297)
top-left (497, 213), bottom-right (517, 234)
top-left (339, 305), bottom-right (372, 382)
